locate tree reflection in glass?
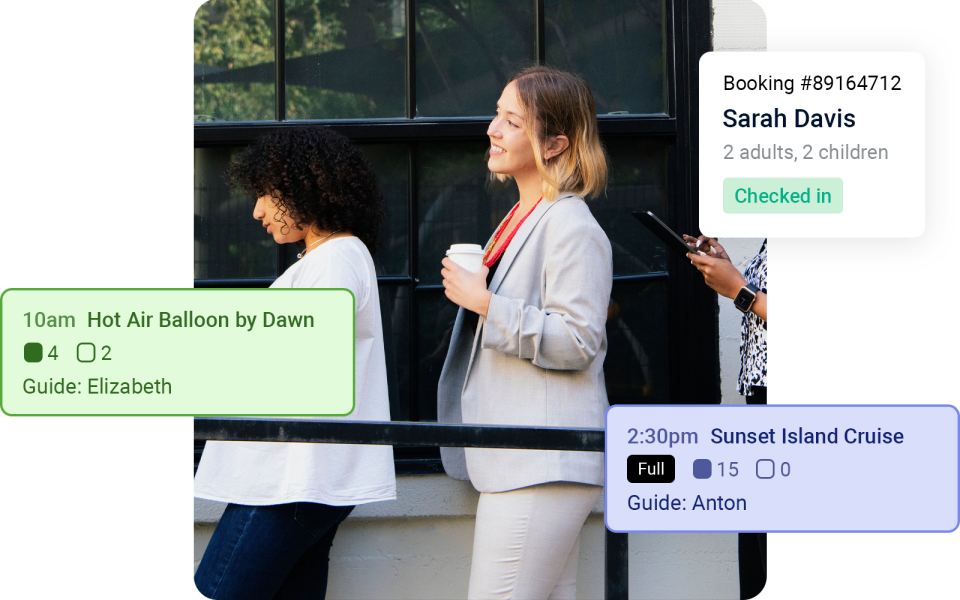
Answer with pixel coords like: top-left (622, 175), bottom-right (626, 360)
top-left (545, 0), bottom-right (667, 115)
top-left (286, 0), bottom-right (407, 119)
top-left (415, 0), bottom-right (535, 117)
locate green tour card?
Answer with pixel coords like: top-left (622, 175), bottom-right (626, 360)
top-left (0, 289), bottom-right (355, 416)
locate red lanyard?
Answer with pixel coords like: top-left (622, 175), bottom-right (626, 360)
top-left (483, 198), bottom-right (542, 267)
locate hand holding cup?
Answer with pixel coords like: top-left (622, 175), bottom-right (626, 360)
top-left (442, 244), bottom-right (492, 317)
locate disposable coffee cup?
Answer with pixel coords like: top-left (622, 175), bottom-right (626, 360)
top-left (446, 244), bottom-right (485, 273)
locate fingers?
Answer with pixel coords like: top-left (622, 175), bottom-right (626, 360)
top-left (682, 234), bottom-right (705, 249)
top-left (687, 255), bottom-right (707, 275)
top-left (442, 277), bottom-right (461, 306)
top-left (694, 238), bottom-right (729, 262)
top-left (702, 237), bottom-right (729, 258)
top-left (699, 236), bottom-right (725, 257)
top-left (688, 252), bottom-right (720, 279)
top-left (441, 257), bottom-right (463, 283)
top-left (684, 234), bottom-right (724, 255)
top-left (687, 252), bottom-right (713, 265)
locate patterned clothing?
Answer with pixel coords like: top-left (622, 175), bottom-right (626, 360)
top-left (738, 240), bottom-right (767, 396)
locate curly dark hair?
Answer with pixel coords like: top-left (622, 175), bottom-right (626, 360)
top-left (226, 125), bottom-right (385, 254)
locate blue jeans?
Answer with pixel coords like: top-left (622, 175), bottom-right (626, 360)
top-left (195, 502), bottom-right (354, 600)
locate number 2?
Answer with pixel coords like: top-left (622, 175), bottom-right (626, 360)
top-left (724, 144), bottom-right (733, 159)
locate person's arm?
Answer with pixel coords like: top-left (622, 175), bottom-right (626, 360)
top-left (749, 291), bottom-right (766, 322)
top-left (683, 234), bottom-right (731, 261)
top-left (687, 251), bottom-right (767, 322)
top-left (440, 259), bottom-right (491, 316)
top-left (486, 222), bottom-right (612, 370)
top-left (442, 218), bottom-right (613, 370)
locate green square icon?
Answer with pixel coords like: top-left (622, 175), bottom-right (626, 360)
top-left (24, 342), bottom-right (43, 363)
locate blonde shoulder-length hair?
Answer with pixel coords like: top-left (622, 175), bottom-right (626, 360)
top-left (493, 66), bottom-right (608, 201)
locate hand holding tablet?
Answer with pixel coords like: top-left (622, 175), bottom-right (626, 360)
top-left (631, 211), bottom-right (706, 259)
top-left (681, 234), bottom-right (729, 260)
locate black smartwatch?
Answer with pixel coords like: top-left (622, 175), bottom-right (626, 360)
top-left (734, 283), bottom-right (760, 314)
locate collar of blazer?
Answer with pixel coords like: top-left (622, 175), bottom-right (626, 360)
top-left (486, 192), bottom-right (579, 294)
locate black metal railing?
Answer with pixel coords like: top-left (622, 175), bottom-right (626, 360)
top-left (194, 418), bottom-right (628, 600)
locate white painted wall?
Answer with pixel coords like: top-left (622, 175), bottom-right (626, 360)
top-left (193, 3), bottom-right (766, 597)
top-left (713, 0), bottom-right (767, 52)
top-left (712, 0), bottom-right (767, 405)
top-left (195, 479), bottom-right (739, 600)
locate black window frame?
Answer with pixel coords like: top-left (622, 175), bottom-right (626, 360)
top-left (194, 0), bottom-right (717, 471)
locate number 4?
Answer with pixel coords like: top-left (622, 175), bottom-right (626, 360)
top-left (47, 346), bottom-right (58, 360)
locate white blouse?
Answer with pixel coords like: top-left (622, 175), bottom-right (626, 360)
top-left (194, 237), bottom-right (397, 506)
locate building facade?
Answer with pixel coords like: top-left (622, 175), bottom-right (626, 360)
top-left (193, 1), bottom-right (766, 597)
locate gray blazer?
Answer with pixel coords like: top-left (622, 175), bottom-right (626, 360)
top-left (437, 193), bottom-right (613, 493)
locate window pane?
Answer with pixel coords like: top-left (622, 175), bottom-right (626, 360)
top-left (416, 139), bottom-right (669, 280)
top-left (281, 241), bottom-right (302, 271)
top-left (417, 290), bottom-right (460, 421)
top-left (358, 144), bottom-right (409, 276)
top-left (286, 0), bottom-right (406, 119)
top-left (379, 283), bottom-right (411, 421)
top-left (606, 278), bottom-right (669, 404)
top-left (416, 141), bottom-right (519, 284)
top-left (194, 147), bottom-right (277, 279)
top-left (593, 139), bottom-right (670, 276)
top-left (415, 0), bottom-right (535, 117)
top-left (544, 0), bottom-right (667, 115)
top-left (194, 0), bottom-right (276, 122)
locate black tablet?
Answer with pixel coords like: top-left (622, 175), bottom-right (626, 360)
top-left (632, 211), bottom-right (702, 257)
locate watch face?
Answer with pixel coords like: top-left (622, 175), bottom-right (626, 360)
top-left (735, 287), bottom-right (755, 312)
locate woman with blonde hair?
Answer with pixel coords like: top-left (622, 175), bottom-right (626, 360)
top-left (439, 65), bottom-right (612, 599)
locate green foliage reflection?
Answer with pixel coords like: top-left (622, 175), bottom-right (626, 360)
top-left (194, 0), bottom-right (406, 121)
top-left (194, 0), bottom-right (275, 121)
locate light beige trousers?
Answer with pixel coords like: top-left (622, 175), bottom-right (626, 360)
top-left (467, 481), bottom-right (603, 600)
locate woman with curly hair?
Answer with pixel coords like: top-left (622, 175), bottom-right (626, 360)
top-left (439, 66), bottom-right (612, 599)
top-left (194, 125), bottom-right (395, 600)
